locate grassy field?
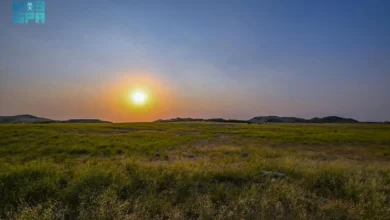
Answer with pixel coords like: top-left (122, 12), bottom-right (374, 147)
top-left (0, 122), bottom-right (389, 220)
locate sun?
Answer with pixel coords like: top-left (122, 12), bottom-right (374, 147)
top-left (131, 91), bottom-right (147, 105)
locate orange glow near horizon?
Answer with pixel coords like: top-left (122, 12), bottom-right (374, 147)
top-left (103, 70), bottom-right (175, 122)
top-left (99, 69), bottom-right (249, 122)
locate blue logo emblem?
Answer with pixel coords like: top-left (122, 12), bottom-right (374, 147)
top-left (12, 0), bottom-right (45, 24)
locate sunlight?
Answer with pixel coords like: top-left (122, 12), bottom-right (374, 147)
top-left (131, 91), bottom-right (147, 105)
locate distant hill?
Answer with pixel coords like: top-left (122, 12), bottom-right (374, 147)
top-left (0, 115), bottom-right (111, 124)
top-left (155, 117), bottom-right (248, 123)
top-left (0, 114), bottom-right (54, 124)
top-left (249, 116), bottom-right (306, 123)
top-left (155, 118), bottom-right (203, 122)
top-left (249, 116), bottom-right (359, 123)
top-left (0, 114), bottom-right (362, 124)
top-left (157, 116), bottom-right (360, 124)
top-left (62, 119), bottom-right (111, 123)
top-left (206, 118), bottom-right (249, 123)
top-left (307, 116), bottom-right (358, 123)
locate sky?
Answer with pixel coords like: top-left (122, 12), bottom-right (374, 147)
top-left (0, 0), bottom-right (389, 122)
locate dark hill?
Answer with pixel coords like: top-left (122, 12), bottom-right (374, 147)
top-left (155, 117), bottom-right (248, 123)
top-left (249, 116), bottom-right (359, 123)
top-left (157, 116), bottom-right (360, 124)
top-left (307, 116), bottom-right (358, 123)
top-left (0, 114), bottom-right (54, 124)
top-left (0, 115), bottom-right (111, 124)
top-left (249, 116), bottom-right (306, 123)
top-left (63, 119), bottom-right (111, 123)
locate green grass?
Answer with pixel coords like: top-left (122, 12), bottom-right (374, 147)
top-left (0, 123), bottom-right (389, 219)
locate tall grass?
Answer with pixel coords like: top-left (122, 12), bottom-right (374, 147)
top-left (0, 123), bottom-right (389, 219)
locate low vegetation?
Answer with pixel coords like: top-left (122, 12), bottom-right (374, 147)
top-left (0, 123), bottom-right (389, 219)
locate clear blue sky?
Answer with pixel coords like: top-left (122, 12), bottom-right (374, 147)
top-left (0, 0), bottom-right (389, 122)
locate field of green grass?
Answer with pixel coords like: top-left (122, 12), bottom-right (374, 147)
top-left (0, 122), bottom-right (389, 220)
